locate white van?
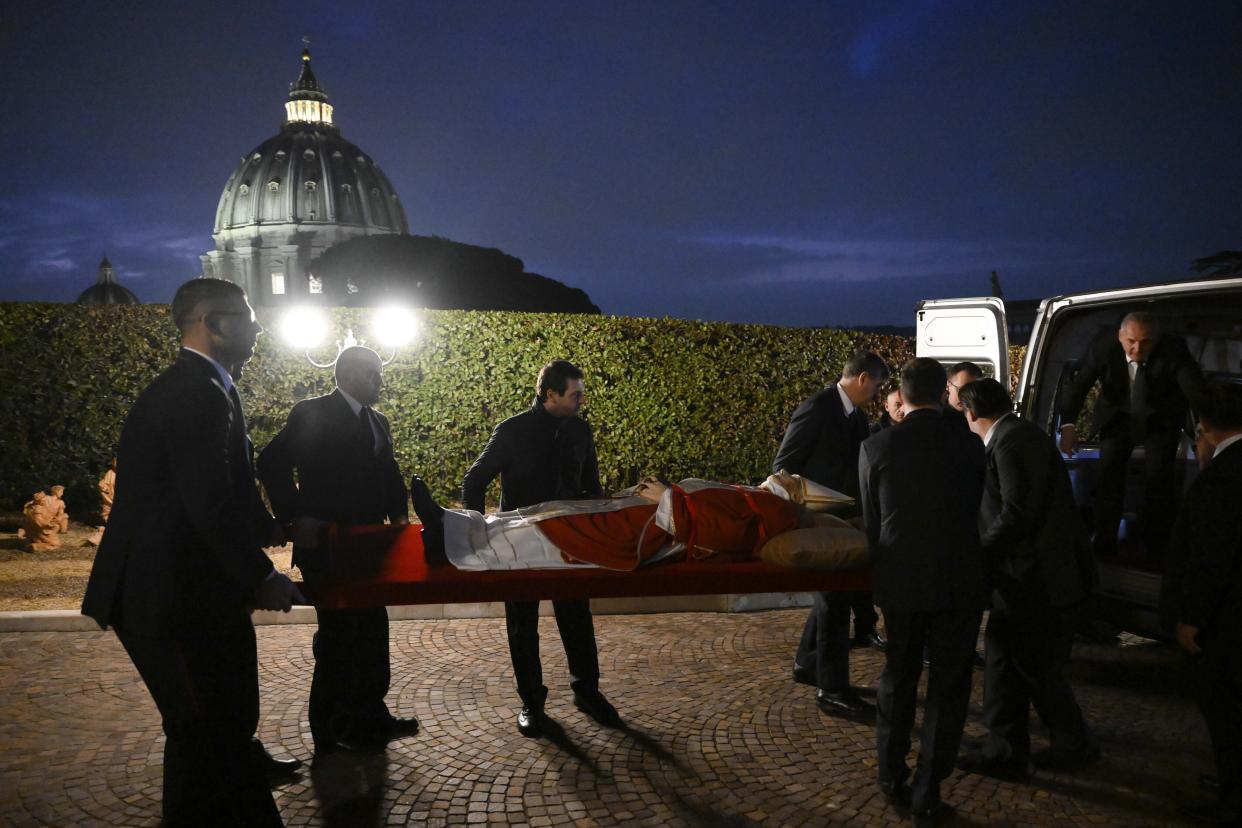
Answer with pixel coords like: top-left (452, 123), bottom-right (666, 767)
top-left (916, 277), bottom-right (1242, 638)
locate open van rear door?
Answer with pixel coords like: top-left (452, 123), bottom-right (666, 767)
top-left (915, 297), bottom-right (1009, 388)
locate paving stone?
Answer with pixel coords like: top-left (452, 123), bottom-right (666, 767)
top-left (0, 611), bottom-right (1212, 825)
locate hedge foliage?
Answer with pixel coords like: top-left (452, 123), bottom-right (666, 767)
top-left (0, 303), bottom-right (914, 515)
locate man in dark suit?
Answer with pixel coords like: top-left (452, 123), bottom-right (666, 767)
top-left (957, 379), bottom-right (1097, 779)
top-left (462, 360), bottom-right (620, 737)
top-left (775, 351), bottom-right (889, 717)
top-left (943, 361), bottom-right (983, 434)
top-left (258, 346), bottom-right (418, 758)
top-left (81, 278), bottom-right (304, 827)
top-left (1059, 311), bottom-right (1205, 559)
top-left (862, 358), bottom-right (988, 826)
top-left (1162, 381), bottom-right (1242, 826)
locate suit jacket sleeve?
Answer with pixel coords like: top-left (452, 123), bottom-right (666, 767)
top-left (168, 383), bottom-right (274, 589)
top-left (1177, 464), bottom-right (1242, 632)
top-left (256, 404), bottom-right (307, 523)
top-left (773, 397), bottom-right (824, 475)
top-left (463, 423), bottom-right (507, 513)
top-left (858, 441), bottom-right (881, 551)
top-left (1058, 337), bottom-right (1105, 426)
top-left (980, 429), bottom-right (1051, 565)
top-left (581, 425), bottom-right (604, 498)
top-left (1171, 339), bottom-right (1208, 418)
top-left (374, 411), bottom-right (410, 522)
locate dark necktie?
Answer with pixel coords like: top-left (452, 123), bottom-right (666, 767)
top-left (1130, 361), bottom-right (1148, 418)
top-left (358, 406), bottom-right (376, 454)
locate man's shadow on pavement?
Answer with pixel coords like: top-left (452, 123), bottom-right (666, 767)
top-left (308, 751), bottom-right (390, 828)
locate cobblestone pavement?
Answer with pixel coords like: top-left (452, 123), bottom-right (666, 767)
top-left (0, 610), bottom-right (1214, 826)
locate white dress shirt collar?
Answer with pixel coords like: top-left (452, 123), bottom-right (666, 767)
top-left (981, 412), bottom-right (1013, 448)
top-left (338, 388), bottom-right (365, 416)
top-left (1215, 432), bottom-right (1242, 457)
top-left (836, 382), bottom-right (856, 417)
top-left (181, 346), bottom-right (234, 393)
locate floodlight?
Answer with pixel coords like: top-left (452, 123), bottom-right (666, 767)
top-left (372, 305), bottom-right (419, 348)
top-left (279, 307), bottom-right (330, 350)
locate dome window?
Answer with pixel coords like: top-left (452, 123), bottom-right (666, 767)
top-left (239, 183), bottom-right (250, 195)
top-left (252, 153), bottom-right (262, 161)
top-left (304, 180), bottom-right (317, 191)
top-left (371, 187), bottom-right (380, 198)
top-left (303, 149), bottom-right (316, 160)
top-left (308, 274), bottom-right (324, 295)
top-left (356, 155), bottom-right (366, 165)
top-left (268, 180), bottom-right (281, 192)
top-left (275, 150), bottom-right (287, 160)
top-left (340, 183), bottom-right (352, 194)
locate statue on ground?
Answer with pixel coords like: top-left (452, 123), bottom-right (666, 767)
top-left (88, 460), bottom-right (118, 546)
top-left (18, 492), bottom-right (61, 552)
top-left (46, 485), bottom-right (70, 533)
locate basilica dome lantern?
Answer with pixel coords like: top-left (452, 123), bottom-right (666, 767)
top-left (201, 49), bottom-right (409, 305)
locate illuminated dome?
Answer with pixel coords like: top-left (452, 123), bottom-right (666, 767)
top-left (201, 50), bottom-right (409, 305)
top-left (76, 257), bottom-right (139, 305)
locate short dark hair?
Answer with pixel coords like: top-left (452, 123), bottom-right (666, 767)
top-left (1120, 310), bottom-right (1159, 333)
top-left (171, 278), bottom-right (245, 332)
top-left (536, 360), bottom-right (584, 401)
top-left (958, 378), bottom-right (1012, 420)
top-left (899, 358), bottom-right (947, 407)
top-left (1198, 381), bottom-right (1242, 431)
top-left (842, 350), bottom-right (889, 381)
top-left (948, 361), bottom-right (984, 380)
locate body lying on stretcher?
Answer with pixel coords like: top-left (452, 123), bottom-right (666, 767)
top-left (440, 473), bottom-right (870, 572)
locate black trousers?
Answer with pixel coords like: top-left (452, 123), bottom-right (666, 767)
top-left (981, 603), bottom-right (1092, 760)
top-left (308, 605), bottom-right (392, 747)
top-left (1196, 637), bottom-right (1242, 814)
top-left (116, 620), bottom-right (282, 827)
top-left (876, 608), bottom-right (981, 813)
top-left (505, 599), bottom-right (601, 710)
top-left (1095, 422), bottom-right (1180, 558)
top-left (794, 591), bottom-right (878, 691)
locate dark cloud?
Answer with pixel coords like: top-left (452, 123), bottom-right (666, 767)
top-left (1, 1), bottom-right (1239, 323)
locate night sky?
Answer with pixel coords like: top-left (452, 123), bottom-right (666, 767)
top-left (3, 1), bottom-right (1240, 326)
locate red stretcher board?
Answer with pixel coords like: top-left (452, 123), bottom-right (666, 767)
top-left (297, 523), bottom-right (872, 609)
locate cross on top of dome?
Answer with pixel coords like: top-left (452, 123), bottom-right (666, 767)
top-left (285, 48), bottom-right (335, 128)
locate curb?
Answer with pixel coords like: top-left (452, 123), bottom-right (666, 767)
top-left (0, 593), bottom-right (813, 632)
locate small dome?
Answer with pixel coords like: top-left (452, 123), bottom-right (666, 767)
top-left (77, 257), bottom-right (139, 304)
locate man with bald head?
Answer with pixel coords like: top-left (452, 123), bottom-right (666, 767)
top-left (259, 345), bottom-right (417, 760)
top-left (82, 277), bottom-right (303, 826)
top-left (1059, 311), bottom-right (1206, 560)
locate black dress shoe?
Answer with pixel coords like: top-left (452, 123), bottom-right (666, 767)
top-left (1031, 742), bottom-right (1100, 771)
top-left (956, 749), bottom-right (1030, 781)
top-left (792, 663), bottom-right (816, 686)
top-left (250, 739), bottom-right (303, 780)
top-left (517, 706), bottom-right (546, 737)
top-left (878, 780), bottom-right (912, 810)
top-left (912, 801), bottom-right (955, 827)
top-left (1179, 798), bottom-right (1242, 825)
top-left (853, 631), bottom-right (888, 652)
top-left (816, 688), bottom-right (873, 717)
top-left (385, 715), bottom-right (420, 738)
top-left (574, 690), bottom-right (622, 727)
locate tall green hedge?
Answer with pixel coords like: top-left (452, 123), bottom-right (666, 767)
top-left (0, 303), bottom-right (913, 515)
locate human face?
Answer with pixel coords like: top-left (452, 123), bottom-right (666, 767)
top-left (846, 372), bottom-right (885, 407)
top-left (544, 378), bottom-right (585, 417)
top-left (946, 371), bottom-right (974, 411)
top-left (339, 353), bottom-right (383, 406)
top-left (205, 296), bottom-right (262, 368)
top-left (1118, 321), bottom-right (1157, 363)
top-left (884, 390), bottom-right (905, 422)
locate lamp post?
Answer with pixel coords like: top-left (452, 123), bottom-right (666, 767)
top-left (279, 305), bottom-right (420, 367)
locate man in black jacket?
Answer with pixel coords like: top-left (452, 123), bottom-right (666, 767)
top-left (1059, 311), bottom-right (1205, 559)
top-left (1163, 381), bottom-right (1242, 826)
top-left (862, 358), bottom-right (988, 826)
top-left (462, 360), bottom-right (619, 737)
top-left (775, 351), bottom-right (888, 717)
top-left (81, 278), bottom-right (303, 827)
top-left (258, 346), bottom-right (418, 757)
top-left (958, 379), bottom-right (1097, 779)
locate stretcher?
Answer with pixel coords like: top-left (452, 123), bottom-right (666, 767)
top-left (297, 523), bottom-right (872, 609)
